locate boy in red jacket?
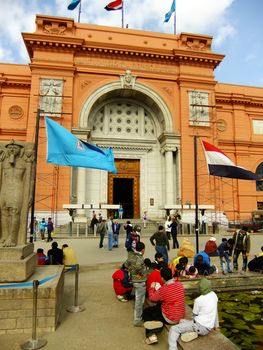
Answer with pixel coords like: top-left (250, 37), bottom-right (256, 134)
top-left (112, 264), bottom-right (133, 302)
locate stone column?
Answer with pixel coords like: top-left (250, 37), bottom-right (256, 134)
top-left (162, 146), bottom-right (177, 206)
top-left (77, 167), bottom-right (86, 216)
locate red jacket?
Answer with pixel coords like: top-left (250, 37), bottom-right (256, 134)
top-left (146, 269), bottom-right (164, 294)
top-left (204, 241), bottom-right (218, 255)
top-left (149, 280), bottom-right (185, 323)
top-left (37, 253), bottom-right (47, 265)
top-left (112, 269), bottom-right (133, 296)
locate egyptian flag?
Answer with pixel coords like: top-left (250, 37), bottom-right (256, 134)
top-left (202, 140), bottom-right (258, 180)
top-left (105, 0), bottom-right (123, 11)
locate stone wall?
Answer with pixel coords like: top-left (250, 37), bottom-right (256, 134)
top-left (0, 266), bottom-right (64, 334)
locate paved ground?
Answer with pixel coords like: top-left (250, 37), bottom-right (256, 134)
top-left (0, 233), bottom-right (262, 350)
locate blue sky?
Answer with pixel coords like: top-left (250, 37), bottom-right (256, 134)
top-left (0, 0), bottom-right (262, 87)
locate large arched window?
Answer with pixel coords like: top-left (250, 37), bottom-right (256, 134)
top-left (256, 163), bottom-right (263, 191)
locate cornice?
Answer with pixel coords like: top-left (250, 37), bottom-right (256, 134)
top-left (218, 140), bottom-right (263, 148)
top-left (22, 31), bottom-right (223, 70)
top-left (216, 93), bottom-right (263, 107)
top-left (0, 77), bottom-right (31, 88)
top-left (0, 129), bottom-right (27, 137)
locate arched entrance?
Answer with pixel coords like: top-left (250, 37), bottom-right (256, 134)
top-left (77, 75), bottom-right (181, 219)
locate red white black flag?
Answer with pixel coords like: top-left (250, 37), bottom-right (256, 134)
top-left (202, 140), bottom-right (258, 180)
top-left (105, 0), bottom-right (123, 11)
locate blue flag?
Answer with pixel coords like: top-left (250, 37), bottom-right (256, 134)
top-left (45, 117), bottom-right (117, 173)
top-left (68, 0), bottom-right (80, 10)
top-left (164, 0), bottom-right (176, 23)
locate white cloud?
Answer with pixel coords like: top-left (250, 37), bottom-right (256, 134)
top-left (244, 53), bottom-right (257, 63)
top-left (0, 0), bottom-right (237, 63)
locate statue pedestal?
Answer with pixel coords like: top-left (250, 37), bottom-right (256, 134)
top-left (0, 244), bottom-right (36, 282)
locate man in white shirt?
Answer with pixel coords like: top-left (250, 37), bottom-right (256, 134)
top-left (168, 278), bottom-right (219, 350)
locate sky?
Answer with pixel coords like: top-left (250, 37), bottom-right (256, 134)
top-left (0, 0), bottom-right (262, 87)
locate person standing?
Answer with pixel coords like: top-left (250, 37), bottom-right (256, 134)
top-left (125, 242), bottom-right (147, 326)
top-left (47, 217), bottom-right (54, 242)
top-left (169, 216), bottom-right (179, 249)
top-left (113, 220), bottom-right (121, 248)
top-left (232, 226), bottom-right (251, 272)
top-left (39, 218), bottom-right (47, 241)
top-left (168, 278), bottom-right (219, 350)
top-left (118, 205), bottom-right (124, 219)
top-left (107, 216), bottom-right (114, 251)
top-left (150, 225), bottom-right (170, 264)
top-left (165, 216), bottom-right (172, 240)
top-left (97, 219), bottom-right (107, 248)
top-left (143, 211), bottom-right (147, 228)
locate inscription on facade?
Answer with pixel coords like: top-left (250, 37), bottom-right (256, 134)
top-left (75, 57), bottom-right (178, 74)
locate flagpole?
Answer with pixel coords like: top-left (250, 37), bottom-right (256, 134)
top-left (122, 0), bottom-right (124, 28)
top-left (78, 0), bottom-right (82, 23)
top-left (174, 8), bottom-right (176, 34)
top-left (29, 109), bottom-right (43, 243)
top-left (194, 135), bottom-right (199, 253)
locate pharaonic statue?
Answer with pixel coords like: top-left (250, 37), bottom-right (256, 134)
top-left (0, 140), bottom-right (35, 247)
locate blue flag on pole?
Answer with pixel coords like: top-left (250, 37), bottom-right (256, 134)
top-left (164, 0), bottom-right (176, 23)
top-left (45, 117), bottom-right (117, 173)
top-left (68, 0), bottom-right (80, 10)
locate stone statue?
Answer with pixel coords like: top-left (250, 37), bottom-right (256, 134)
top-left (0, 140), bottom-right (35, 247)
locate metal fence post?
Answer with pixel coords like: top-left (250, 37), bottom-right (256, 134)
top-left (21, 280), bottom-right (47, 350)
top-left (66, 264), bottom-right (85, 313)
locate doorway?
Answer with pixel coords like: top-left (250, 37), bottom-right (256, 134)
top-left (108, 159), bottom-right (140, 218)
top-left (113, 178), bottom-right (134, 218)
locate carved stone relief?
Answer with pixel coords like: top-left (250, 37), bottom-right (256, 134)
top-left (120, 70), bottom-right (136, 89)
top-left (39, 78), bottom-right (63, 116)
top-left (188, 90), bottom-right (209, 126)
top-left (8, 105), bottom-right (23, 119)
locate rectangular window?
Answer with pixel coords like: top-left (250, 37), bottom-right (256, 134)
top-left (188, 90), bottom-right (209, 126)
top-left (253, 120), bottom-right (263, 134)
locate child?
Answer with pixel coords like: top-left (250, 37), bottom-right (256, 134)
top-left (112, 264), bottom-right (133, 302)
top-left (36, 248), bottom-right (47, 265)
top-left (183, 265), bottom-right (198, 279)
top-left (194, 252), bottom-right (216, 275)
top-left (217, 238), bottom-right (233, 274)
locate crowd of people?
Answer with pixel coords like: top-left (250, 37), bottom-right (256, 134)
top-left (36, 242), bottom-right (77, 266)
top-left (111, 223), bottom-right (262, 347)
top-left (31, 216), bottom-right (54, 242)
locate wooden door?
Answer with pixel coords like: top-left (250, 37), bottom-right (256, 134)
top-left (108, 159), bottom-right (140, 218)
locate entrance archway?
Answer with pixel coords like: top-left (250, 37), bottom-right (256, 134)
top-left (108, 159), bottom-right (140, 218)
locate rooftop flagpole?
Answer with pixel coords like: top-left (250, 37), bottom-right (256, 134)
top-left (122, 0), bottom-right (124, 28)
top-left (174, 8), bottom-right (176, 34)
top-left (78, 0), bottom-right (82, 23)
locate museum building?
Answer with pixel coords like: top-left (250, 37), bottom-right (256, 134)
top-left (1, 14), bottom-right (263, 224)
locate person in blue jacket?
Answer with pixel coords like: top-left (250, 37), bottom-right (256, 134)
top-left (194, 251), bottom-right (216, 275)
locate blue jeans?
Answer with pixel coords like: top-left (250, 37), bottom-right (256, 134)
top-left (108, 232), bottom-right (113, 251)
top-left (156, 245), bottom-right (169, 264)
top-left (133, 282), bottom-right (146, 323)
top-left (219, 252), bottom-right (232, 273)
top-left (113, 234), bottom-right (119, 247)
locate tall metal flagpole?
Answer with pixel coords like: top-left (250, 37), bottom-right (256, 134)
top-left (194, 135), bottom-right (199, 253)
top-left (174, 7), bottom-right (176, 34)
top-left (29, 109), bottom-right (43, 243)
top-left (122, 0), bottom-right (124, 28)
top-left (78, 0), bottom-right (82, 23)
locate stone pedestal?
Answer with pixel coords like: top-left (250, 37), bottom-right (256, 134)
top-left (0, 266), bottom-right (64, 334)
top-left (0, 244), bottom-right (36, 282)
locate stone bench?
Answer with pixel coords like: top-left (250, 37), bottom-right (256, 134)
top-left (164, 306), bottom-right (239, 350)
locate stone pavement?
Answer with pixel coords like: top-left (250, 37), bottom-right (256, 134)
top-left (0, 233), bottom-right (262, 350)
